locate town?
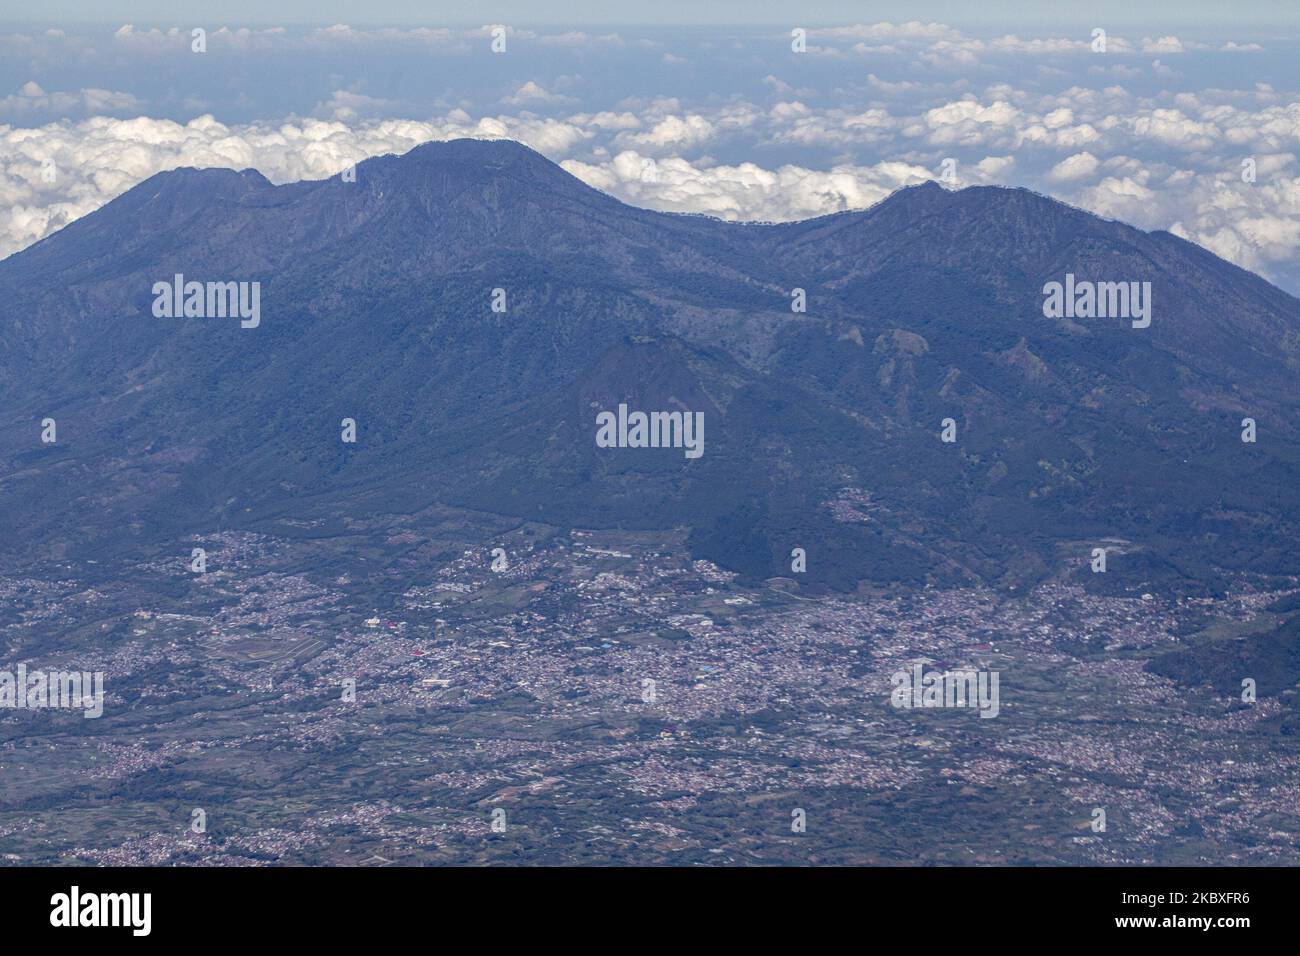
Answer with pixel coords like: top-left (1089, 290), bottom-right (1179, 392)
top-left (0, 503), bottom-right (1296, 866)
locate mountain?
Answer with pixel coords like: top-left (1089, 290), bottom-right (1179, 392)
top-left (2, 138), bottom-right (1299, 593)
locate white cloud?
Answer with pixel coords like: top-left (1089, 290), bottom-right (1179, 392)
top-left (1142, 36), bottom-right (1186, 54)
top-left (537, 31), bottom-right (624, 46)
top-left (815, 22), bottom-right (960, 41)
top-left (567, 110), bottom-right (641, 131)
top-left (975, 155), bottom-right (1016, 178)
top-left (918, 99), bottom-right (1022, 147)
top-left (619, 114), bottom-right (716, 152)
top-left (88, 23), bottom-right (624, 54)
top-left (1130, 107), bottom-right (1219, 149)
top-left (0, 114), bottom-right (592, 261)
top-left (312, 90), bottom-right (403, 122)
top-left (562, 150), bottom-right (934, 221)
top-left (0, 82), bottom-right (144, 118)
top-left (5, 90), bottom-right (1300, 274)
top-left (503, 81), bottom-right (573, 106)
top-left (767, 105), bottom-right (897, 147)
top-left (1049, 151), bottom-right (1101, 181)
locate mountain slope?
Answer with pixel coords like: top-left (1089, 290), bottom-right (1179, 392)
top-left (1, 138), bottom-right (1298, 592)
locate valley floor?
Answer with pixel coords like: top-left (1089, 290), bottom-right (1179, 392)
top-left (0, 510), bottom-right (1296, 865)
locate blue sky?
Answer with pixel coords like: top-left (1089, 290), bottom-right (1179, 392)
top-left (2, 5), bottom-right (1300, 292)
top-left (6, 1), bottom-right (1299, 27)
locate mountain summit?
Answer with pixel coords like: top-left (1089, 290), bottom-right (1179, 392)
top-left (2, 138), bottom-right (1298, 591)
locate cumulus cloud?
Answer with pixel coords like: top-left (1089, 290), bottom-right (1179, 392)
top-left (1049, 151), bottom-right (1101, 181)
top-left (105, 23), bottom-right (620, 53)
top-left (561, 150), bottom-right (935, 221)
top-left (1129, 107), bottom-right (1219, 149)
top-left (1168, 176), bottom-right (1300, 276)
top-left (0, 114), bottom-right (591, 260)
top-left (767, 105), bottom-right (897, 147)
top-left (915, 99), bottom-right (1023, 147)
top-left (804, 22), bottom-right (1210, 65)
top-left (619, 114), bottom-right (716, 152)
top-left (300, 24), bottom-right (455, 49)
top-left (503, 81), bottom-right (574, 106)
top-left (1142, 36), bottom-right (1186, 54)
top-left (0, 81), bottom-right (143, 118)
top-left (567, 110), bottom-right (641, 131)
top-left (814, 22), bottom-right (959, 41)
top-left (312, 90), bottom-right (404, 122)
top-left (6, 86), bottom-right (1300, 287)
top-left (0, 110), bottom-right (1003, 264)
top-left (537, 31), bottom-right (624, 46)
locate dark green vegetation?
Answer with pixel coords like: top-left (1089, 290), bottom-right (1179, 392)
top-left (1149, 612), bottom-right (1300, 733)
top-left (1, 139), bottom-right (1298, 592)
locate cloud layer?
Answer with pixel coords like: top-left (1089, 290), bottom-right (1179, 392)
top-left (2, 20), bottom-right (1299, 292)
